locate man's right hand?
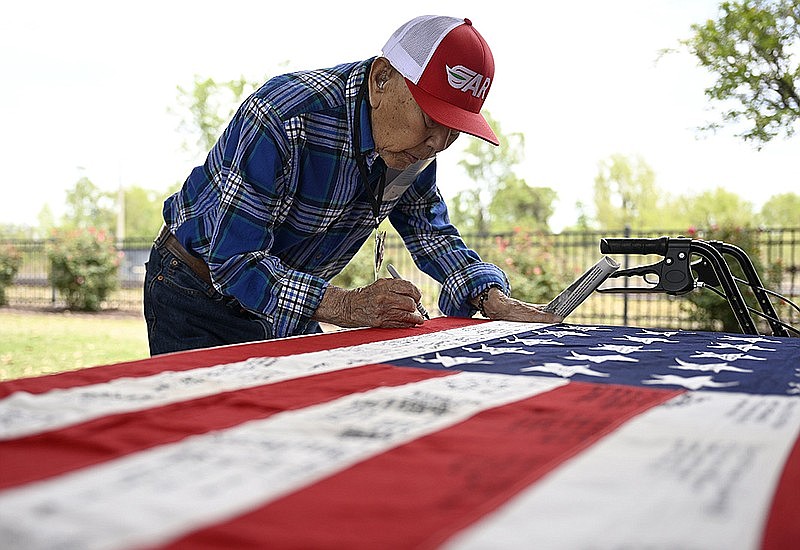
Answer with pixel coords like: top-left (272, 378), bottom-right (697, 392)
top-left (312, 279), bottom-right (427, 329)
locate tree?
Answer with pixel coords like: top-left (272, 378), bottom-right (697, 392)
top-left (174, 75), bottom-right (263, 156)
top-left (61, 177), bottom-right (116, 234)
top-left (681, 0), bottom-right (800, 146)
top-left (591, 154), bottom-right (665, 230)
top-left (451, 112), bottom-right (557, 234)
top-left (123, 184), bottom-right (180, 239)
top-left (759, 191), bottom-right (800, 226)
top-left (488, 177), bottom-right (557, 233)
top-left (448, 189), bottom-right (486, 235)
top-left (676, 187), bottom-right (756, 228)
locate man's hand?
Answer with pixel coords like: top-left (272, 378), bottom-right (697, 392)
top-left (471, 287), bottom-right (563, 324)
top-left (313, 279), bottom-right (426, 329)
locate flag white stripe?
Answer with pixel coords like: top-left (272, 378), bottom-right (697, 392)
top-left (0, 371), bottom-right (565, 550)
top-left (0, 321), bottom-right (550, 440)
top-left (445, 391), bottom-right (800, 550)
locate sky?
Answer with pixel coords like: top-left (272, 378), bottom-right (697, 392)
top-left (1, 0), bottom-right (797, 232)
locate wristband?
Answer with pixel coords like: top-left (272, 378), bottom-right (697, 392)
top-left (476, 285), bottom-right (502, 318)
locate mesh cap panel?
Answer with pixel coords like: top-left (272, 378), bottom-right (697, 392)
top-left (382, 15), bottom-right (462, 83)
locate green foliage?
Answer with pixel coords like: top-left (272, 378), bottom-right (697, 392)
top-left (592, 154), bottom-right (664, 230)
top-left (451, 112), bottom-right (557, 234)
top-left (124, 184), bottom-right (179, 239)
top-left (174, 75), bottom-right (262, 156)
top-left (482, 231), bottom-right (574, 305)
top-left (682, 224), bottom-right (780, 332)
top-left (48, 228), bottom-right (121, 311)
top-left (586, 158), bottom-right (770, 232)
top-left (330, 238), bottom-right (375, 290)
top-left (488, 178), bottom-right (557, 233)
top-left (759, 192), bottom-right (800, 226)
top-left (674, 187), bottom-right (756, 228)
top-left (458, 112), bottom-right (525, 191)
top-left (449, 189), bottom-right (486, 235)
top-left (42, 178), bottom-right (176, 241)
top-left (0, 224), bottom-right (36, 239)
top-left (0, 244), bottom-right (22, 306)
top-left (62, 177), bottom-right (117, 233)
top-left (681, 0), bottom-right (800, 146)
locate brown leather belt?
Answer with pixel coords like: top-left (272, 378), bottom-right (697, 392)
top-left (154, 225), bottom-right (213, 285)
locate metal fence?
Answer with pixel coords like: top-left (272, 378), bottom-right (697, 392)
top-left (2, 228), bottom-right (798, 333)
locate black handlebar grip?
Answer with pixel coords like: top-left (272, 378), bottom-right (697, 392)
top-left (599, 237), bottom-right (670, 256)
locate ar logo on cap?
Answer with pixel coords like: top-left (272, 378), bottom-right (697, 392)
top-left (446, 65), bottom-right (491, 100)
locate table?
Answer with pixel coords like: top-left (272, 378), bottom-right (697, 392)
top-left (1, 317), bottom-right (798, 549)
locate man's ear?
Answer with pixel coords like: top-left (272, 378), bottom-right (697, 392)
top-left (368, 57), bottom-right (394, 108)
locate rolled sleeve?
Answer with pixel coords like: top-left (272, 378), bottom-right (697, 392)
top-left (271, 268), bottom-right (329, 337)
top-left (439, 261), bottom-right (510, 317)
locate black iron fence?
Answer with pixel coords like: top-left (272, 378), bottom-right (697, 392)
top-left (2, 228), bottom-right (798, 332)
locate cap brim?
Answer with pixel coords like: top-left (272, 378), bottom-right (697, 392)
top-left (406, 79), bottom-right (499, 146)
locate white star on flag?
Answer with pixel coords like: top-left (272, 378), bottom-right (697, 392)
top-left (520, 363), bottom-right (610, 378)
top-left (720, 335), bottom-right (780, 344)
top-left (707, 342), bottom-right (776, 353)
top-left (590, 343), bottom-right (661, 354)
top-left (690, 351), bottom-right (766, 362)
top-left (462, 344), bottom-right (537, 356)
top-left (642, 374), bottom-right (739, 390)
top-left (638, 329), bottom-right (685, 337)
top-left (412, 353), bottom-right (489, 368)
top-left (563, 351), bottom-right (639, 364)
top-left (504, 336), bottom-right (564, 346)
top-left (564, 326), bottom-right (612, 332)
top-left (540, 330), bottom-right (591, 338)
top-left (671, 358), bottom-right (753, 374)
top-left (614, 335), bottom-right (680, 345)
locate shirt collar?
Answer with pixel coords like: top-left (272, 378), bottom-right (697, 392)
top-left (358, 96), bottom-right (379, 164)
top-left (352, 59), bottom-right (379, 166)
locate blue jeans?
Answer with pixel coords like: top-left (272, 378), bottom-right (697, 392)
top-left (144, 245), bottom-right (318, 355)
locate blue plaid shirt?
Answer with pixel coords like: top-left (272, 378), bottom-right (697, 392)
top-left (163, 59), bottom-right (509, 338)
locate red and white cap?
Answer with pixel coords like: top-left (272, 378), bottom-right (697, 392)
top-left (382, 15), bottom-right (499, 146)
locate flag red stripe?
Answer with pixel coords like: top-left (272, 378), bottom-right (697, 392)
top-left (0, 364), bottom-right (453, 490)
top-left (761, 429), bottom-right (800, 550)
top-left (0, 317), bottom-right (482, 397)
top-left (164, 382), bottom-right (681, 550)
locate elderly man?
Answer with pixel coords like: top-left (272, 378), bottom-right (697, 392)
top-left (144, 15), bottom-right (560, 355)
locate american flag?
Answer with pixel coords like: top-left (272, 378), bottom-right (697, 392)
top-left (1, 317), bottom-right (798, 549)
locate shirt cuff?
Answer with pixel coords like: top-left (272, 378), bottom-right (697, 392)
top-left (272, 271), bottom-right (330, 338)
top-left (439, 262), bottom-right (510, 318)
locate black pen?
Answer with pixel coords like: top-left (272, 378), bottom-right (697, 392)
top-left (387, 264), bottom-right (431, 320)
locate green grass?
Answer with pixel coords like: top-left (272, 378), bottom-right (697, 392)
top-left (0, 310), bottom-right (150, 381)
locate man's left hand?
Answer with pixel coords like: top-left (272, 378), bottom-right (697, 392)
top-left (472, 287), bottom-right (563, 324)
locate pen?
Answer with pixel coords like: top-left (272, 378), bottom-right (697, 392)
top-left (387, 264), bottom-right (431, 320)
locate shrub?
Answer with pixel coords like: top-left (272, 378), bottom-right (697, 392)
top-left (48, 227), bottom-right (121, 311)
top-left (0, 244), bottom-right (22, 305)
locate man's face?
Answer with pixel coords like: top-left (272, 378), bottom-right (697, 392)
top-left (369, 62), bottom-right (459, 170)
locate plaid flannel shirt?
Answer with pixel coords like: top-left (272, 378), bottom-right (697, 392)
top-left (163, 59), bottom-right (509, 338)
